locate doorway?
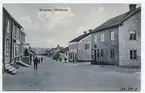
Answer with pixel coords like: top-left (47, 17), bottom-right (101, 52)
top-left (94, 50), bottom-right (97, 63)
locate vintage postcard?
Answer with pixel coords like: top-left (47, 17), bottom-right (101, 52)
top-left (2, 2), bottom-right (141, 91)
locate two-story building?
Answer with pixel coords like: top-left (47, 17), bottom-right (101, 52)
top-left (69, 31), bottom-right (92, 62)
top-left (3, 7), bottom-right (26, 74)
top-left (91, 4), bottom-right (141, 66)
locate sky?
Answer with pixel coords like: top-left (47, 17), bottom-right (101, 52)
top-left (3, 3), bottom-right (141, 48)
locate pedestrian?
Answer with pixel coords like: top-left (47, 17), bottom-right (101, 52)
top-left (41, 57), bottom-right (43, 63)
top-left (38, 57), bottom-right (40, 64)
top-left (100, 60), bottom-right (104, 67)
top-left (33, 56), bottom-right (39, 70)
top-left (64, 57), bottom-right (67, 63)
top-left (59, 58), bottom-right (62, 62)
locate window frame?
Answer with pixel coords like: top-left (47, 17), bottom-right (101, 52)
top-left (130, 49), bottom-right (137, 60)
top-left (94, 35), bottom-right (97, 42)
top-left (101, 49), bottom-right (104, 57)
top-left (97, 49), bottom-right (99, 58)
top-left (101, 33), bottom-right (104, 42)
top-left (7, 19), bottom-right (10, 33)
top-left (84, 44), bottom-right (89, 50)
top-left (111, 31), bottom-right (115, 41)
top-left (129, 30), bottom-right (137, 40)
top-left (6, 39), bottom-right (9, 55)
top-left (110, 49), bottom-right (115, 58)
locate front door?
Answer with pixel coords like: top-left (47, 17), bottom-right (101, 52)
top-left (94, 50), bottom-right (97, 63)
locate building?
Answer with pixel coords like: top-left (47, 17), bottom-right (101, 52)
top-left (58, 47), bottom-right (69, 62)
top-left (91, 4), bottom-right (141, 66)
top-left (69, 31), bottom-right (92, 62)
top-left (3, 7), bottom-right (26, 74)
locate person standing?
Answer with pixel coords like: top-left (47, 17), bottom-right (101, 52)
top-left (39, 57), bottom-right (41, 64)
top-left (41, 57), bottom-right (43, 63)
top-left (33, 56), bottom-right (39, 70)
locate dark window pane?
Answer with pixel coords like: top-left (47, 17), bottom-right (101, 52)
top-left (133, 33), bottom-right (136, 40)
top-left (112, 49), bottom-right (115, 58)
top-left (94, 44), bottom-right (97, 48)
top-left (130, 34), bottom-right (132, 40)
top-left (101, 49), bottom-right (104, 57)
top-left (130, 50), bottom-right (133, 59)
top-left (97, 49), bottom-right (99, 58)
top-left (134, 50), bottom-right (137, 59)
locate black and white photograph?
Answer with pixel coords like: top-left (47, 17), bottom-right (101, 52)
top-left (2, 2), bottom-right (142, 91)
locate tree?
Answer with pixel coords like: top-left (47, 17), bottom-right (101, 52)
top-left (24, 48), bottom-right (29, 56)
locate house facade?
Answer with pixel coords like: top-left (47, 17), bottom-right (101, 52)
top-left (69, 31), bottom-right (91, 62)
top-left (3, 7), bottom-right (26, 72)
top-left (58, 47), bottom-right (69, 62)
top-left (91, 4), bottom-right (141, 66)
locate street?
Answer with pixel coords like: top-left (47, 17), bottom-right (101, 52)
top-left (3, 56), bottom-right (140, 91)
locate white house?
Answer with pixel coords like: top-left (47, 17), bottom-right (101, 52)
top-left (91, 4), bottom-right (141, 66)
top-left (58, 47), bottom-right (69, 62)
top-left (69, 31), bottom-right (92, 62)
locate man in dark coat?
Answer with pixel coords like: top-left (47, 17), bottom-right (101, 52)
top-left (33, 56), bottom-right (39, 70)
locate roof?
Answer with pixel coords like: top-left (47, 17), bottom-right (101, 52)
top-left (54, 46), bottom-right (63, 50)
top-left (3, 7), bottom-right (23, 29)
top-left (92, 7), bottom-right (141, 33)
top-left (3, 7), bottom-right (26, 35)
top-left (58, 47), bottom-right (69, 53)
top-left (69, 33), bottom-right (90, 43)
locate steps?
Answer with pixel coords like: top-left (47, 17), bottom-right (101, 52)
top-left (5, 64), bottom-right (17, 75)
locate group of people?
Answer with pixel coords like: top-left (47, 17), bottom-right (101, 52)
top-left (33, 56), bottom-right (43, 70)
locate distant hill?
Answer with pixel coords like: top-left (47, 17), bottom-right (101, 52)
top-left (32, 47), bottom-right (50, 54)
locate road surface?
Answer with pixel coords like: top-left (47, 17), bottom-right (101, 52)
top-left (3, 56), bottom-right (140, 91)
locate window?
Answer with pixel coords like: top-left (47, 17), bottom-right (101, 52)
top-left (101, 33), bottom-right (104, 42)
top-left (94, 44), bottom-right (97, 48)
top-left (84, 44), bottom-right (89, 50)
top-left (7, 20), bottom-right (10, 33)
top-left (111, 31), bottom-right (115, 40)
top-left (94, 35), bottom-right (97, 42)
top-left (92, 55), bottom-right (94, 58)
top-left (13, 23), bottom-right (15, 38)
top-left (129, 30), bottom-right (136, 40)
top-left (101, 49), bottom-right (104, 57)
top-left (111, 49), bottom-right (115, 58)
top-left (6, 39), bottom-right (10, 55)
top-left (130, 50), bottom-right (137, 60)
top-left (19, 31), bottom-right (21, 40)
top-left (15, 25), bottom-right (17, 38)
top-left (17, 28), bottom-right (19, 39)
top-left (97, 49), bottom-right (99, 58)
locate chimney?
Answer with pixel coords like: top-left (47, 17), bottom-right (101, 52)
top-left (84, 31), bottom-right (87, 34)
top-left (89, 29), bottom-right (92, 33)
top-left (129, 4), bottom-right (137, 11)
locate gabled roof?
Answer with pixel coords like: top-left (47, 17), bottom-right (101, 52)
top-left (69, 33), bottom-right (90, 43)
top-left (91, 7), bottom-right (141, 33)
top-left (58, 47), bottom-right (69, 53)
